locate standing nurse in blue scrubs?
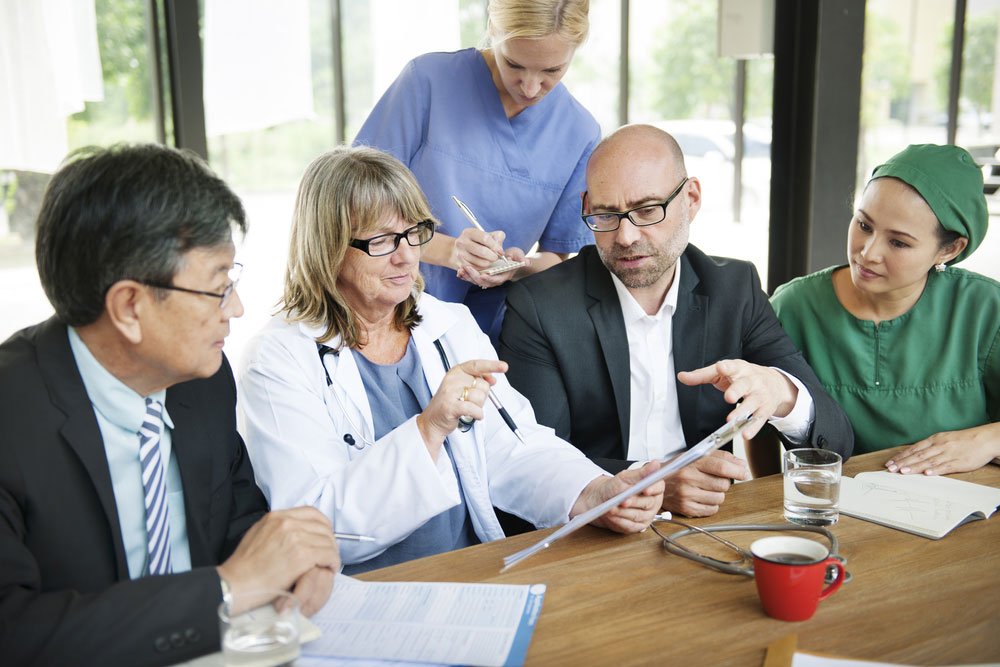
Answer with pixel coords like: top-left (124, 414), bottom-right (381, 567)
top-left (354, 0), bottom-right (600, 343)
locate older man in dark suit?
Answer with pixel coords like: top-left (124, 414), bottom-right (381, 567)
top-left (500, 124), bottom-right (852, 518)
top-left (0, 144), bottom-right (339, 665)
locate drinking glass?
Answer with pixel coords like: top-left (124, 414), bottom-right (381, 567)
top-left (219, 590), bottom-right (300, 666)
top-left (783, 448), bottom-right (841, 525)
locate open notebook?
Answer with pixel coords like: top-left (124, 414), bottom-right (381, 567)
top-left (839, 471), bottom-right (1000, 539)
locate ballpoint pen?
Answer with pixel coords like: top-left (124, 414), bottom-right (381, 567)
top-left (450, 195), bottom-right (525, 276)
top-left (458, 389), bottom-right (528, 445)
top-left (486, 392), bottom-right (527, 444)
top-left (437, 338), bottom-right (527, 445)
top-left (334, 532), bottom-right (376, 542)
top-left (451, 195), bottom-right (488, 233)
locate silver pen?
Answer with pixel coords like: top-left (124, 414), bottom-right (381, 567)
top-left (451, 195), bottom-right (487, 232)
top-left (451, 195), bottom-right (525, 276)
top-left (334, 532), bottom-right (376, 542)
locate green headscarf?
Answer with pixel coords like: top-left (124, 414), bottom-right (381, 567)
top-left (870, 143), bottom-right (988, 265)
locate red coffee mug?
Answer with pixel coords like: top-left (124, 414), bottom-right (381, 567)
top-left (751, 536), bottom-right (845, 622)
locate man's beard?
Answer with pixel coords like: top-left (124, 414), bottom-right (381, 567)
top-left (597, 240), bottom-right (673, 288)
top-left (596, 219), bottom-right (688, 289)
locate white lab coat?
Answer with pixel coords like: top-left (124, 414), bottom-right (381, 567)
top-left (237, 293), bottom-right (605, 566)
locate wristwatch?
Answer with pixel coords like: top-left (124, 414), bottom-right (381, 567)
top-left (219, 574), bottom-right (232, 603)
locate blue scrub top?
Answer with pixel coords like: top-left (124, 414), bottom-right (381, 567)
top-left (355, 48), bottom-right (601, 338)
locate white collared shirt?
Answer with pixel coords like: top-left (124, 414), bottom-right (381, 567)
top-left (610, 261), bottom-right (814, 464)
top-left (611, 263), bottom-right (687, 461)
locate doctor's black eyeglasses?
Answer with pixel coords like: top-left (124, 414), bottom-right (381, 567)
top-left (349, 220), bottom-right (435, 257)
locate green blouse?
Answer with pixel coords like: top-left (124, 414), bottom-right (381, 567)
top-left (771, 266), bottom-right (1000, 455)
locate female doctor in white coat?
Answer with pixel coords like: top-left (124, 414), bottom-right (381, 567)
top-left (238, 146), bottom-right (664, 574)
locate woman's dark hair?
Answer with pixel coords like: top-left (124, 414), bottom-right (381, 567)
top-left (35, 143), bottom-right (247, 325)
top-left (935, 226), bottom-right (962, 249)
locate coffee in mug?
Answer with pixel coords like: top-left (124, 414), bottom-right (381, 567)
top-left (750, 536), bottom-right (845, 622)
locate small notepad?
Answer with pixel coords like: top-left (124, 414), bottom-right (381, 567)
top-left (482, 256), bottom-right (525, 276)
top-left (839, 471), bottom-right (1000, 539)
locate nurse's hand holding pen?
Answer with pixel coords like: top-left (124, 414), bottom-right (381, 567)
top-left (453, 228), bottom-right (528, 288)
top-left (448, 196), bottom-right (528, 288)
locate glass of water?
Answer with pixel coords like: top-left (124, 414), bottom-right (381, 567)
top-left (219, 590), bottom-right (300, 666)
top-left (783, 448), bottom-right (842, 525)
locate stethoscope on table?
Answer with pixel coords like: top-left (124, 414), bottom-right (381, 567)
top-left (650, 516), bottom-right (852, 584)
top-left (317, 339), bottom-right (472, 452)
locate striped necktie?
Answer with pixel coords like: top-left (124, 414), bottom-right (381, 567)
top-left (138, 398), bottom-right (173, 576)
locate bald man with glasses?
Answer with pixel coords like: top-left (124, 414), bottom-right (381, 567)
top-left (499, 124), bottom-right (853, 519)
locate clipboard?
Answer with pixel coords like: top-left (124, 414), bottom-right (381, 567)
top-left (501, 415), bottom-right (754, 572)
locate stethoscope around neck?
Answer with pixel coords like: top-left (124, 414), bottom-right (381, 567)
top-left (317, 338), bottom-right (463, 451)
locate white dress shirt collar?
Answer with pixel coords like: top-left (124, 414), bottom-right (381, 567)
top-left (609, 261), bottom-right (687, 461)
top-left (610, 261), bottom-right (681, 323)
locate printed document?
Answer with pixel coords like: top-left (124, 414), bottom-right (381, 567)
top-left (302, 576), bottom-right (546, 667)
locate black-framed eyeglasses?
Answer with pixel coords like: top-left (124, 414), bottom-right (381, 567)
top-left (581, 177), bottom-right (689, 232)
top-left (138, 263), bottom-right (243, 309)
top-left (349, 220), bottom-right (435, 257)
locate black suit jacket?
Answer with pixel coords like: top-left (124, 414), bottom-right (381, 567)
top-left (500, 245), bottom-right (853, 473)
top-left (0, 318), bottom-right (268, 666)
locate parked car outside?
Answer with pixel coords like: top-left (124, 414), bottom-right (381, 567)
top-left (652, 119), bottom-right (772, 222)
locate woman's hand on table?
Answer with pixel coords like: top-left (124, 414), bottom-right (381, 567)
top-left (886, 422), bottom-right (1000, 475)
top-left (416, 359), bottom-right (505, 453)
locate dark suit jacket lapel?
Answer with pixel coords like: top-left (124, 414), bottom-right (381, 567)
top-left (583, 248), bottom-right (632, 450)
top-left (167, 389), bottom-right (213, 566)
top-left (672, 253), bottom-right (709, 446)
top-left (35, 317), bottom-right (130, 579)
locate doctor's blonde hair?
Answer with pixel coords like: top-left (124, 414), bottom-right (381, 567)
top-left (486, 0), bottom-right (590, 47)
top-left (282, 146), bottom-right (432, 349)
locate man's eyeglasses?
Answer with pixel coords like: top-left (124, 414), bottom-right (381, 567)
top-left (139, 263), bottom-right (243, 309)
top-left (581, 177), bottom-right (689, 232)
top-left (349, 220), bottom-right (435, 257)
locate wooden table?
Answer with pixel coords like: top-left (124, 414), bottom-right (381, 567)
top-left (358, 449), bottom-right (1000, 666)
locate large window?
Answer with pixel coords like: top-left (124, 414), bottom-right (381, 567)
top-left (203, 0), bottom-right (339, 360)
top-left (860, 0), bottom-right (999, 280)
top-left (0, 0), bottom-right (778, 351)
top-left (628, 0), bottom-right (773, 281)
top-left (957, 0), bottom-right (1000, 280)
top-left (9, 1), bottom-right (995, 350)
top-left (0, 0), bottom-right (161, 342)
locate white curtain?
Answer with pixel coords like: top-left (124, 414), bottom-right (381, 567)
top-left (0, 0), bottom-right (103, 172)
top-left (203, 0), bottom-right (314, 136)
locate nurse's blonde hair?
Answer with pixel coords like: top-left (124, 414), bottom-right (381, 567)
top-left (486, 0), bottom-right (590, 47)
top-left (282, 146), bottom-right (434, 349)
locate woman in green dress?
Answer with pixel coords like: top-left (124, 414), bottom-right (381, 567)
top-left (771, 144), bottom-right (999, 475)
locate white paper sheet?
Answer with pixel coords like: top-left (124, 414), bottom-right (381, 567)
top-left (791, 651), bottom-right (999, 667)
top-left (303, 576), bottom-right (546, 667)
